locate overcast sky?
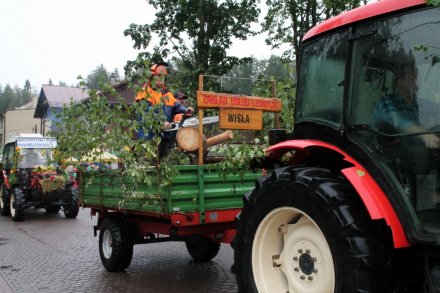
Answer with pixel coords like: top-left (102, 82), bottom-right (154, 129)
top-left (0, 0), bottom-right (279, 91)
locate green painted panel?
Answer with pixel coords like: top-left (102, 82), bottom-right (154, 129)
top-left (81, 165), bottom-right (261, 215)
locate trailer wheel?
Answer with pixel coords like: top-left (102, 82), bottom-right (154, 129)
top-left (0, 184), bottom-right (10, 216)
top-left (185, 235), bottom-right (220, 262)
top-left (99, 217), bottom-right (133, 272)
top-left (234, 166), bottom-right (393, 293)
top-left (45, 206), bottom-right (61, 213)
top-left (63, 186), bottom-right (79, 219)
top-left (10, 187), bottom-right (25, 222)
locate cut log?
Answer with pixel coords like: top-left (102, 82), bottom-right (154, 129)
top-left (176, 128), bottom-right (207, 152)
top-left (176, 129), bottom-right (234, 152)
top-left (207, 130), bottom-right (234, 147)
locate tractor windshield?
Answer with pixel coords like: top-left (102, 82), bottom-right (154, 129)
top-left (349, 7), bottom-right (440, 236)
top-left (17, 148), bottom-right (52, 169)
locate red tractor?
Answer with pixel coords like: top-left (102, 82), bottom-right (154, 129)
top-left (0, 134), bottom-right (79, 221)
top-left (234, 0), bottom-right (440, 292)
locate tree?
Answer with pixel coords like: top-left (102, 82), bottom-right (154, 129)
top-left (20, 79), bottom-right (33, 106)
top-left (263, 0), bottom-right (367, 68)
top-left (0, 84), bottom-right (15, 113)
top-left (86, 64), bottom-right (111, 90)
top-left (24, 80), bottom-right (31, 92)
top-left (220, 55), bottom-right (294, 95)
top-left (109, 68), bottom-right (121, 83)
top-left (124, 0), bottom-right (260, 94)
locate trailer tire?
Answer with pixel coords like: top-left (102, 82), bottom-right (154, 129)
top-left (234, 166), bottom-right (394, 293)
top-left (63, 186), bottom-right (79, 219)
top-left (0, 184), bottom-right (10, 216)
top-left (185, 235), bottom-right (220, 262)
top-left (99, 217), bottom-right (133, 272)
top-left (10, 187), bottom-right (25, 222)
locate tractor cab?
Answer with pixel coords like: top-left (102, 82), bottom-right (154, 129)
top-left (3, 134), bottom-right (57, 171)
top-left (348, 8), bottom-right (440, 238)
top-left (295, 5), bottom-right (440, 243)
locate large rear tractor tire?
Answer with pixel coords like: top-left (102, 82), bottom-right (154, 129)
top-left (0, 184), bottom-right (10, 216)
top-left (99, 217), bottom-right (133, 272)
top-left (63, 186), bottom-right (79, 219)
top-left (10, 187), bottom-right (25, 222)
top-left (185, 235), bottom-right (221, 262)
top-left (233, 166), bottom-right (394, 293)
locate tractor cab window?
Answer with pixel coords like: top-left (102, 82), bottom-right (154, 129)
top-left (296, 30), bottom-right (348, 126)
top-left (17, 148), bottom-right (51, 169)
top-left (349, 7), bottom-right (440, 234)
top-left (2, 143), bottom-right (15, 170)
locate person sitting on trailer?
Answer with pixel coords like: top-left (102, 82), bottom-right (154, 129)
top-left (173, 90), bottom-right (190, 123)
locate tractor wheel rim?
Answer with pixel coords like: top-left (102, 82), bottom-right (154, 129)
top-left (252, 207), bottom-right (335, 293)
top-left (102, 230), bottom-right (113, 259)
top-left (10, 195), bottom-right (15, 218)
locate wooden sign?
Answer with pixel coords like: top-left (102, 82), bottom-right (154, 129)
top-left (197, 91), bottom-right (282, 112)
top-left (219, 108), bottom-right (263, 130)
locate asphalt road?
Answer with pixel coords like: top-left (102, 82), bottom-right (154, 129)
top-left (0, 207), bottom-right (238, 293)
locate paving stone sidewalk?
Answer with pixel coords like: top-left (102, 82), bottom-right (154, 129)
top-left (0, 208), bottom-right (238, 293)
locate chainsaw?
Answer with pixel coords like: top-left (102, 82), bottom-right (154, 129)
top-left (165, 115), bottom-right (219, 132)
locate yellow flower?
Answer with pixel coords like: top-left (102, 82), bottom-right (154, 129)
top-left (15, 147), bottom-right (21, 152)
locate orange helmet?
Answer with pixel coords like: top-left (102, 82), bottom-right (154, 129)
top-left (150, 62), bottom-right (169, 76)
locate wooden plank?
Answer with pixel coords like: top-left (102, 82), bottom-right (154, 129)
top-left (219, 108), bottom-right (263, 130)
top-left (197, 91), bottom-right (282, 112)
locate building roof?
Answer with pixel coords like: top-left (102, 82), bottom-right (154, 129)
top-left (34, 85), bottom-right (91, 118)
top-left (111, 79), bottom-right (135, 105)
top-left (15, 96), bottom-right (38, 110)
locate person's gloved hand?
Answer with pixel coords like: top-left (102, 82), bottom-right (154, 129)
top-left (164, 121), bottom-right (171, 130)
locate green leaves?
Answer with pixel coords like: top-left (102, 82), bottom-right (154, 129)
top-left (53, 73), bottom-right (158, 174)
top-left (264, 0), bottom-right (363, 61)
top-left (214, 141), bottom-right (265, 181)
top-left (427, 0), bottom-right (440, 6)
top-left (124, 24), bottom-right (153, 50)
top-left (0, 81), bottom-right (34, 114)
top-left (124, 0), bottom-right (260, 95)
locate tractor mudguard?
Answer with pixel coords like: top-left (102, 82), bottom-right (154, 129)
top-left (266, 139), bottom-right (410, 248)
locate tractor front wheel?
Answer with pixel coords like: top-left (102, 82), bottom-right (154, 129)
top-left (10, 187), bottom-right (25, 222)
top-left (0, 184), bottom-right (10, 216)
top-left (234, 166), bottom-right (394, 293)
top-left (63, 186), bottom-right (79, 219)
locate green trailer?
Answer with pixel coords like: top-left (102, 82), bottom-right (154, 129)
top-left (80, 164), bottom-right (260, 272)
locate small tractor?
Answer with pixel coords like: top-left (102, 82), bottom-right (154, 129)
top-left (0, 134), bottom-right (79, 221)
